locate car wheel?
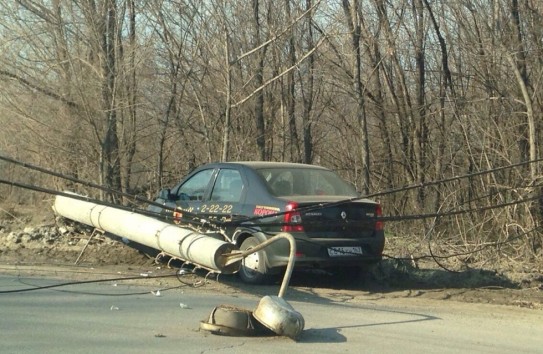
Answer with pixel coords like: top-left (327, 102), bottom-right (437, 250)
top-left (238, 236), bottom-right (270, 284)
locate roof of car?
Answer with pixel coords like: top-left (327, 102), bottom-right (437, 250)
top-left (215, 161), bottom-right (329, 170)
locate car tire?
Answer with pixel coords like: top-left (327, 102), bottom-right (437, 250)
top-left (238, 236), bottom-right (270, 284)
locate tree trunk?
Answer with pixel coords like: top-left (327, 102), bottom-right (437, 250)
top-left (302, 0), bottom-right (315, 164)
top-left (253, 0), bottom-right (267, 161)
top-left (510, 0), bottom-right (537, 179)
top-left (101, 0), bottom-right (121, 202)
top-left (342, 0), bottom-right (370, 194)
top-left (122, 0), bottom-right (137, 202)
top-left (286, 0), bottom-right (301, 162)
top-left (413, 0), bottom-right (427, 205)
top-left (222, 26), bottom-right (232, 162)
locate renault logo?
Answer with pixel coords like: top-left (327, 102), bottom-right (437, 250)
top-left (340, 211), bottom-right (347, 220)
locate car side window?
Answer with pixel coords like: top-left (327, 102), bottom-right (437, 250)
top-left (210, 169), bottom-right (244, 203)
top-left (176, 169), bottom-right (214, 201)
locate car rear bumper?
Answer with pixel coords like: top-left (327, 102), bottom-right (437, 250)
top-left (261, 231), bottom-right (385, 269)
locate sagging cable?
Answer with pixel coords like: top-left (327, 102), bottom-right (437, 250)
top-left (0, 273), bottom-right (181, 295)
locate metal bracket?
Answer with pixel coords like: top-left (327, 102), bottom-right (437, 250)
top-left (74, 228), bottom-right (105, 265)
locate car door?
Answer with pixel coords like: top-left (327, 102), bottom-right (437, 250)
top-left (169, 168), bottom-right (216, 218)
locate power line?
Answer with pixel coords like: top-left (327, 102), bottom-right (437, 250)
top-left (0, 268), bottom-right (212, 295)
top-left (1, 154), bottom-right (540, 271)
top-left (2, 153), bottom-right (542, 225)
top-left (365, 157), bottom-right (543, 199)
top-left (0, 272), bottom-right (180, 295)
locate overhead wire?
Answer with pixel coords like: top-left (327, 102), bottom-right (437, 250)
top-left (1, 154), bottom-right (541, 273)
top-left (2, 153), bottom-right (541, 227)
top-left (2, 176), bottom-right (539, 234)
top-left (364, 156), bottom-right (543, 199)
top-left (13, 277), bottom-right (187, 296)
top-left (2, 154), bottom-right (541, 233)
top-left (0, 154), bottom-right (224, 230)
top-left (0, 272), bottom-right (182, 295)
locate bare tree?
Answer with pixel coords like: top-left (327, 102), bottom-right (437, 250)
top-left (300, 0), bottom-right (316, 164)
top-left (341, 0), bottom-right (370, 194)
top-left (252, 0), bottom-right (268, 161)
top-left (0, 0), bottom-right (541, 265)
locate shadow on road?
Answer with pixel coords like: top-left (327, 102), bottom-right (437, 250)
top-left (210, 258), bottom-right (519, 308)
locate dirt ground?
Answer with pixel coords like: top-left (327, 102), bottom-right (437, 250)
top-left (1, 202), bottom-right (542, 310)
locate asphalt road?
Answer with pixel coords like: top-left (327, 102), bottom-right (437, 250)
top-left (0, 274), bottom-right (542, 354)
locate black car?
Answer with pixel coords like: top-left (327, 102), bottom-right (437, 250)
top-left (148, 162), bottom-right (385, 284)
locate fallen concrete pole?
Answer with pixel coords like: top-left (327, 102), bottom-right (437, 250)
top-left (53, 193), bottom-right (240, 274)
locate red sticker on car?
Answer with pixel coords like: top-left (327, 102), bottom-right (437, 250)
top-left (253, 205), bottom-right (280, 216)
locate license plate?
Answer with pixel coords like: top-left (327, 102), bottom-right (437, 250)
top-left (327, 246), bottom-right (363, 257)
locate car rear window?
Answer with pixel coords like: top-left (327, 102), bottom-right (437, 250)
top-left (256, 168), bottom-right (358, 197)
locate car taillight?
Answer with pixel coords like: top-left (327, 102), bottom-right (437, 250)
top-left (375, 204), bottom-right (383, 231)
top-left (282, 202), bottom-right (304, 232)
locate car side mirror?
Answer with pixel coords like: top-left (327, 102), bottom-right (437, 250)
top-left (158, 188), bottom-right (172, 200)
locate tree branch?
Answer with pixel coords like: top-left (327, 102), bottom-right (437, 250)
top-left (0, 70), bottom-right (79, 108)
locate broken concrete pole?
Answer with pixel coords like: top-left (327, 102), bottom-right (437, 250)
top-left (53, 193), bottom-right (240, 273)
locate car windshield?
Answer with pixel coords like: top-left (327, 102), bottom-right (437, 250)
top-left (256, 167), bottom-right (359, 197)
